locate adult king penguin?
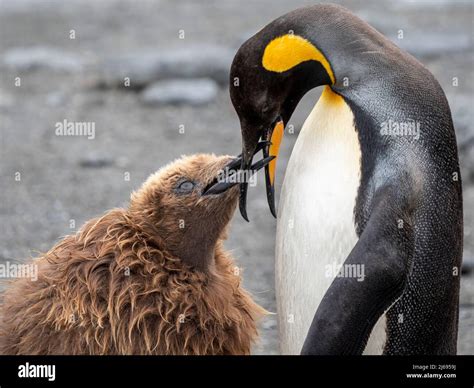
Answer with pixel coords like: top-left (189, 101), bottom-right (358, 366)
top-left (230, 4), bottom-right (463, 354)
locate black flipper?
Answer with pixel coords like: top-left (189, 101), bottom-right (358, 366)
top-left (301, 185), bottom-right (415, 355)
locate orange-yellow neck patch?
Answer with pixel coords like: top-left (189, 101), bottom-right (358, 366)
top-left (319, 85), bottom-right (345, 106)
top-left (262, 34), bottom-right (335, 84)
top-left (269, 120), bottom-right (284, 186)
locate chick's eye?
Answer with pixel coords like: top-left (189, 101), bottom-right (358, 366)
top-left (177, 180), bottom-right (195, 192)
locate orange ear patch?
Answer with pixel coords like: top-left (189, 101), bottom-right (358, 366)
top-left (262, 34), bottom-right (335, 84)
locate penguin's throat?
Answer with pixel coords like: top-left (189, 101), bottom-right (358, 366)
top-left (171, 228), bottom-right (224, 272)
top-left (275, 85), bottom-right (363, 353)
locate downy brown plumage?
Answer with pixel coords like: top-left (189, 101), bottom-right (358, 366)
top-left (0, 154), bottom-right (265, 355)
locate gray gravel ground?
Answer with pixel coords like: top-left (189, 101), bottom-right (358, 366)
top-left (0, 0), bottom-right (472, 355)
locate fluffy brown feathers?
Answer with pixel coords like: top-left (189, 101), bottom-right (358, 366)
top-left (0, 154), bottom-right (265, 355)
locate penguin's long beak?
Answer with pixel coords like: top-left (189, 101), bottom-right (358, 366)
top-left (263, 119), bottom-right (284, 218)
top-left (240, 118), bottom-right (285, 221)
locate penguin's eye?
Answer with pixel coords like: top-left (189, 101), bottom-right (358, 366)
top-left (176, 180), bottom-right (195, 193)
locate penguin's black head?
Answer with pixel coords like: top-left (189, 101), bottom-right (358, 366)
top-left (230, 29), bottom-right (334, 220)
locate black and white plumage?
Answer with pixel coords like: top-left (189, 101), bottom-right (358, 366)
top-left (229, 4), bottom-right (463, 355)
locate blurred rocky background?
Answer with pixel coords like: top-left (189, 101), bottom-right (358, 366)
top-left (0, 0), bottom-right (472, 354)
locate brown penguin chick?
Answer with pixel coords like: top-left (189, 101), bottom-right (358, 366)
top-left (0, 154), bottom-right (267, 355)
